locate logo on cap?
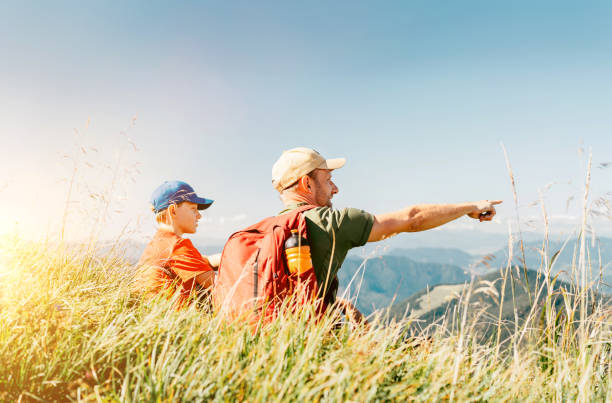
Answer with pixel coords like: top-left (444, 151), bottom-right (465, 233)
top-left (150, 181), bottom-right (214, 213)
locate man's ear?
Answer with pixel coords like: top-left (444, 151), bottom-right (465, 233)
top-left (297, 176), bottom-right (311, 193)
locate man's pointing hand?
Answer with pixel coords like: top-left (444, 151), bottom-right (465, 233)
top-left (368, 199), bottom-right (504, 242)
top-left (467, 200), bottom-right (503, 222)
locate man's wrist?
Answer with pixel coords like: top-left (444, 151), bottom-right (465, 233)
top-left (459, 202), bottom-right (477, 216)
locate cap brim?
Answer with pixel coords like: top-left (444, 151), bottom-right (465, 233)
top-left (320, 158), bottom-right (345, 170)
top-left (193, 197), bottom-right (214, 210)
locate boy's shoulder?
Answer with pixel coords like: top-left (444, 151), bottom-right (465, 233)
top-left (138, 229), bottom-right (182, 266)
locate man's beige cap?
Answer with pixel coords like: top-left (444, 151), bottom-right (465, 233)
top-left (272, 147), bottom-right (346, 192)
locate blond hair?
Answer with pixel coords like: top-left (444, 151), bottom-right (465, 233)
top-left (152, 202), bottom-right (184, 225)
top-left (155, 209), bottom-right (170, 225)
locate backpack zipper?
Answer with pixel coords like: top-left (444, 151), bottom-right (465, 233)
top-left (252, 248), bottom-right (261, 307)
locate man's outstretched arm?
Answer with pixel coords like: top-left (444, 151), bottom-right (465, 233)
top-left (367, 200), bottom-right (502, 242)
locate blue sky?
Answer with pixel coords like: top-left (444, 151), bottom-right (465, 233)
top-left (1, 1), bottom-right (612, 251)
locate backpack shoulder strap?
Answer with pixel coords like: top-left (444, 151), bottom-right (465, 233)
top-left (274, 204), bottom-right (317, 233)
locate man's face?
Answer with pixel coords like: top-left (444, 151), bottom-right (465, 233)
top-left (309, 169), bottom-right (339, 208)
top-left (173, 201), bottom-right (202, 234)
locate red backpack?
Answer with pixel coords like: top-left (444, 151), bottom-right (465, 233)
top-left (214, 205), bottom-right (323, 322)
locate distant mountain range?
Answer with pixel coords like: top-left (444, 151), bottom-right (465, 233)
top-left (337, 254), bottom-right (471, 315)
top-left (485, 238), bottom-right (612, 284)
top-left (386, 247), bottom-right (475, 268)
top-left (383, 238), bottom-right (612, 284)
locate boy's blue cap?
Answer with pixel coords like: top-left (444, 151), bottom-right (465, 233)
top-left (150, 180), bottom-right (214, 213)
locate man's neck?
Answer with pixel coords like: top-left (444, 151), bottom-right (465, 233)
top-left (280, 191), bottom-right (318, 208)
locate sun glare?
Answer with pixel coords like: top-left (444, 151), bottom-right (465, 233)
top-left (0, 237), bottom-right (12, 279)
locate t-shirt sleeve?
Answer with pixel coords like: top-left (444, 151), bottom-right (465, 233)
top-left (170, 238), bottom-right (213, 282)
top-left (335, 207), bottom-right (374, 248)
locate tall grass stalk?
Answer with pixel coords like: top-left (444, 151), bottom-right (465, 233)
top-left (578, 152), bottom-right (592, 348)
top-left (502, 143), bottom-right (531, 304)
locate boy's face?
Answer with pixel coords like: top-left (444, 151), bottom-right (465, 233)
top-left (173, 201), bottom-right (201, 234)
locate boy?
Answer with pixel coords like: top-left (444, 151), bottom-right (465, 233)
top-left (135, 180), bottom-right (216, 306)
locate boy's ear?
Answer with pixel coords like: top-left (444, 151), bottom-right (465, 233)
top-left (168, 204), bottom-right (176, 216)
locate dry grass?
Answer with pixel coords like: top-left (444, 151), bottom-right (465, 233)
top-left (0, 233), bottom-right (609, 402)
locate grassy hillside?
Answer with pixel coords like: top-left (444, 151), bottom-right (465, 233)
top-left (1, 235), bottom-right (610, 401)
top-left (389, 268), bottom-right (611, 344)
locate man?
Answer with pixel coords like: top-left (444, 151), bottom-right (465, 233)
top-left (272, 147), bottom-right (501, 306)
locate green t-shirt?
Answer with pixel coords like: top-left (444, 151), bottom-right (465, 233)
top-left (280, 203), bottom-right (374, 301)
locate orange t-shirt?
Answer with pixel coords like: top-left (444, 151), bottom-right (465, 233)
top-left (135, 229), bottom-right (214, 305)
